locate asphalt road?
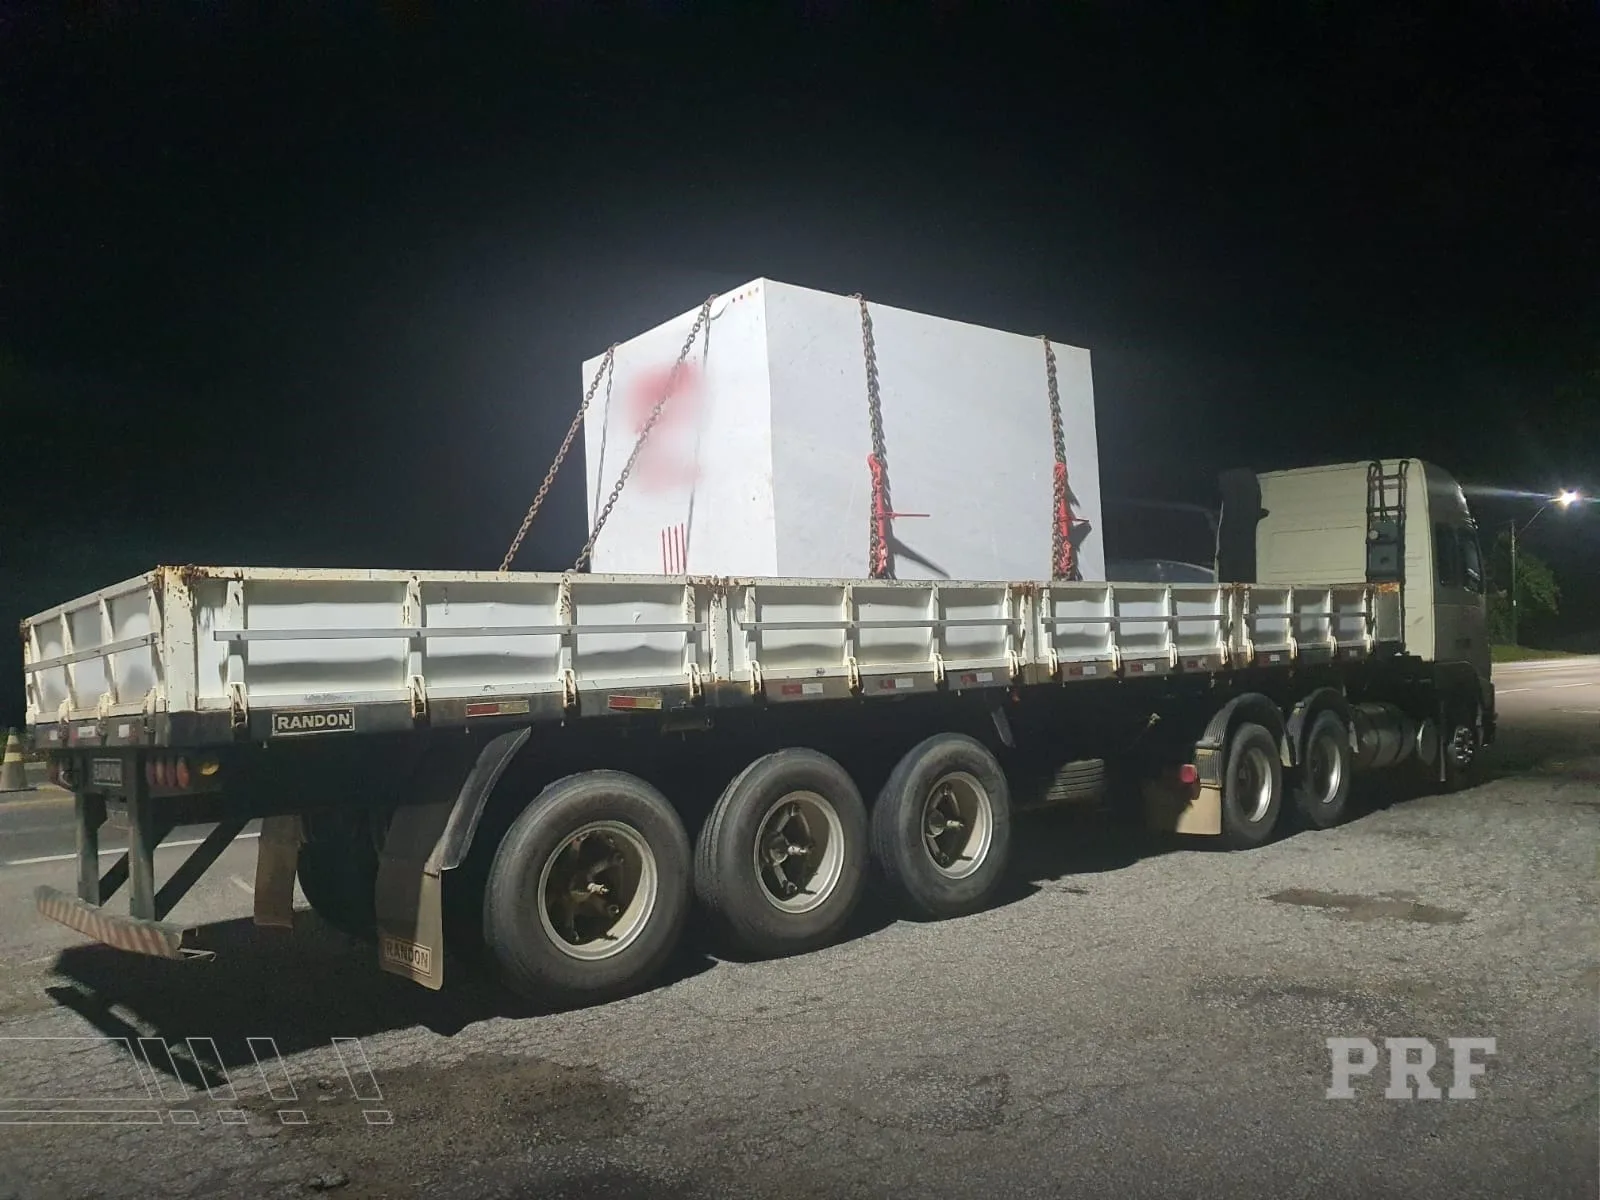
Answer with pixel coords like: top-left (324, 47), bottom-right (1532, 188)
top-left (0, 780), bottom-right (262, 871)
top-left (0, 661), bottom-right (1595, 1200)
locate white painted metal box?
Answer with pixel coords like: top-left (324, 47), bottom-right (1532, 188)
top-left (580, 279), bottom-right (1104, 582)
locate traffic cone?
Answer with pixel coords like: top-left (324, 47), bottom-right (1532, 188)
top-left (0, 730), bottom-right (34, 793)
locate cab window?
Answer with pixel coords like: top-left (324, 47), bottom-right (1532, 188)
top-left (1433, 522), bottom-right (1484, 594)
top-left (1433, 523), bottom-right (1462, 589)
top-left (1457, 527), bottom-right (1484, 594)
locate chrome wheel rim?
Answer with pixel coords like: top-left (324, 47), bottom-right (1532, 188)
top-left (1236, 745), bottom-right (1276, 823)
top-left (1448, 722), bottom-right (1478, 770)
top-left (1307, 729), bottom-right (1344, 807)
top-left (920, 771), bottom-right (994, 879)
top-left (753, 791), bottom-right (845, 913)
top-left (537, 821), bottom-right (658, 961)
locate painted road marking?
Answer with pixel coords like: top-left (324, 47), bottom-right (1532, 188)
top-left (0, 792), bottom-right (74, 811)
top-left (1498, 682), bottom-right (1599, 695)
top-left (2, 831), bottom-right (261, 869)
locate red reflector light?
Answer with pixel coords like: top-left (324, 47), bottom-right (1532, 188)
top-left (174, 757), bottom-right (191, 790)
top-left (1178, 763), bottom-right (1199, 785)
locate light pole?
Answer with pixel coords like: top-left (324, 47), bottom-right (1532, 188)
top-left (1507, 489), bottom-right (1581, 646)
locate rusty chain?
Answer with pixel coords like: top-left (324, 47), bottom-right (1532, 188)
top-left (1042, 335), bottom-right (1083, 581)
top-left (1043, 336), bottom-right (1066, 576)
top-left (854, 294), bottom-right (895, 579)
top-left (499, 345), bottom-right (619, 572)
top-left (572, 295), bottom-right (717, 572)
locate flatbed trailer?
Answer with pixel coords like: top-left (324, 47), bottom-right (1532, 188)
top-left (22, 532), bottom-right (1494, 1007)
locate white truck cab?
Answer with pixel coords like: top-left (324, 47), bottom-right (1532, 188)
top-left (1247, 458), bottom-right (1492, 712)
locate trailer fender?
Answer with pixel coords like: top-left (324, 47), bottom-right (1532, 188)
top-left (1284, 688), bottom-right (1353, 768)
top-left (1178, 693), bottom-right (1287, 837)
top-left (373, 727), bottom-right (531, 991)
top-left (1195, 693), bottom-right (1288, 779)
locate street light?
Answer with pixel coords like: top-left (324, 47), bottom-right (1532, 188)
top-left (1507, 489), bottom-right (1583, 646)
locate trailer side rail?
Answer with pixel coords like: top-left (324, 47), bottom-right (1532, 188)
top-left (25, 567), bottom-right (1402, 744)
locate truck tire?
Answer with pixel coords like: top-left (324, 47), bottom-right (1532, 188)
top-left (1220, 722), bottom-right (1284, 849)
top-left (870, 733), bottom-right (1012, 920)
top-left (297, 811), bottom-right (380, 938)
top-left (694, 748), bottom-right (868, 958)
top-left (482, 771), bottom-right (691, 1009)
top-left (1437, 704), bottom-right (1483, 795)
top-left (1291, 711), bottom-right (1354, 829)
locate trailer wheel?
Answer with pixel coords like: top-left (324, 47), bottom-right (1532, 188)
top-left (694, 748), bottom-right (868, 958)
top-left (482, 771), bottom-right (691, 1008)
top-left (1220, 722), bottom-right (1284, 849)
top-left (1291, 711), bottom-right (1354, 829)
top-left (870, 733), bottom-right (1012, 920)
top-left (297, 811), bottom-right (380, 938)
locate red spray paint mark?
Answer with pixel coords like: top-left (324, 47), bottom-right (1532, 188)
top-left (627, 363), bottom-right (703, 493)
top-left (660, 523), bottom-right (687, 574)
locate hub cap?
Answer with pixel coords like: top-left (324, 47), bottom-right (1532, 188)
top-left (1307, 730), bottom-right (1344, 807)
top-left (754, 791), bottom-right (845, 913)
top-left (920, 771), bottom-right (994, 879)
top-left (1235, 745), bottom-right (1276, 823)
top-left (537, 821), bottom-right (657, 961)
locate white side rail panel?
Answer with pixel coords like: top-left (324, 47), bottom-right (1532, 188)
top-left (23, 573), bottom-right (174, 726)
top-left (184, 571), bottom-right (716, 713)
top-left (23, 567), bottom-right (1405, 731)
top-left (729, 580), bottom-right (1023, 702)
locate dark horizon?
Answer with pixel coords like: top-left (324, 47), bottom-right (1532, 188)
top-left (3, 1), bottom-right (1597, 722)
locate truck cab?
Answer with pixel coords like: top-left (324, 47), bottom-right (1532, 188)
top-left (1234, 458), bottom-right (1493, 731)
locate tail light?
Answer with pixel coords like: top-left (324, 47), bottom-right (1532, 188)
top-left (1178, 763), bottom-right (1200, 785)
top-left (142, 754), bottom-right (215, 791)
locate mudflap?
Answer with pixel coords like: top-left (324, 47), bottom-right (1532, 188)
top-left (1141, 770), bottom-right (1223, 835)
top-left (374, 800), bottom-right (453, 991)
top-left (1175, 783), bottom-right (1222, 835)
top-left (253, 815), bottom-right (302, 930)
top-left (1175, 742), bottom-right (1225, 835)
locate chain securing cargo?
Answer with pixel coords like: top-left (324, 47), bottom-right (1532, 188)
top-left (852, 294), bottom-right (895, 580)
top-left (1042, 335), bottom-right (1086, 582)
top-left (500, 295), bottom-right (717, 573)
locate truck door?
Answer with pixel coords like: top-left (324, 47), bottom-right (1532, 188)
top-left (1431, 519), bottom-right (1490, 682)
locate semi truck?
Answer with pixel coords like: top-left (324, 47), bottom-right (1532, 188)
top-left (20, 289), bottom-right (1495, 1010)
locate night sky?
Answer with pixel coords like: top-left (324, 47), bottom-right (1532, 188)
top-left (3, 1), bottom-right (1597, 725)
